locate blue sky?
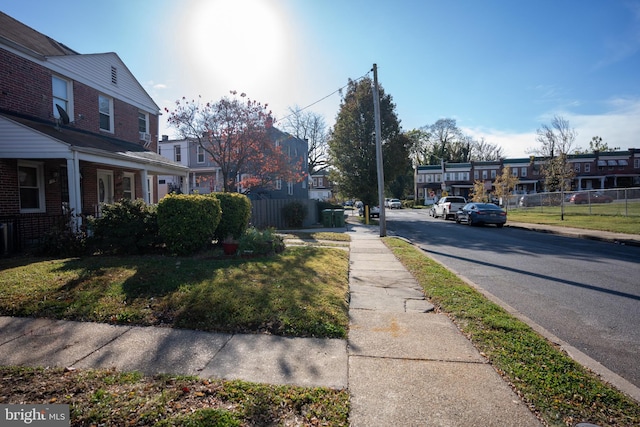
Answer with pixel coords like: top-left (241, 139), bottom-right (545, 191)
top-left (2, 0), bottom-right (639, 157)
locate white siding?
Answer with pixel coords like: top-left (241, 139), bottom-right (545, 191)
top-left (0, 116), bottom-right (72, 158)
top-left (47, 53), bottom-right (158, 113)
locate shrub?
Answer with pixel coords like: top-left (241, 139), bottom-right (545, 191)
top-left (90, 199), bottom-right (159, 254)
top-left (211, 193), bottom-right (252, 242)
top-left (37, 209), bottom-right (88, 256)
top-left (282, 201), bottom-right (308, 228)
top-left (238, 227), bottom-right (285, 256)
top-left (157, 194), bottom-right (221, 255)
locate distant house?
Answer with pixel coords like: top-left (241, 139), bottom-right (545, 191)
top-left (309, 169), bottom-right (333, 201)
top-left (415, 151), bottom-right (640, 200)
top-left (0, 12), bottom-right (188, 253)
top-left (158, 126), bottom-right (309, 200)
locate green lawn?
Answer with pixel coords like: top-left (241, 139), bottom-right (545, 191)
top-left (507, 207), bottom-right (640, 234)
top-left (0, 246), bottom-right (350, 339)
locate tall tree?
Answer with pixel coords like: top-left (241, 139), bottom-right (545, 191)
top-left (280, 106), bottom-right (329, 174)
top-left (328, 77), bottom-right (409, 207)
top-left (493, 165), bottom-right (519, 209)
top-left (166, 92), bottom-right (304, 193)
top-left (470, 137), bottom-right (505, 161)
top-left (531, 115), bottom-right (577, 193)
top-left (574, 136), bottom-right (620, 154)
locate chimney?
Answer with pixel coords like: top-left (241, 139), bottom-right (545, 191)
top-left (162, 135), bottom-right (169, 142)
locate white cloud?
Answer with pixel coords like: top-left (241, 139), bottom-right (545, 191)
top-left (463, 97), bottom-right (640, 159)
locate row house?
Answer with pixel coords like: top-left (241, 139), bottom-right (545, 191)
top-left (309, 169), bottom-right (333, 201)
top-left (0, 12), bottom-right (188, 253)
top-left (415, 149), bottom-right (640, 200)
top-left (158, 126), bottom-right (309, 200)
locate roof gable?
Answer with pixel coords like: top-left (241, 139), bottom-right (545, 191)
top-left (48, 53), bottom-right (159, 113)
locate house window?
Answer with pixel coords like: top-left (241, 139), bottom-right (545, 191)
top-left (174, 145), bottom-right (181, 162)
top-left (18, 161), bottom-right (45, 213)
top-left (122, 173), bottom-right (135, 200)
top-left (275, 179), bottom-right (282, 190)
top-left (99, 94), bottom-right (113, 132)
top-left (491, 170), bottom-right (497, 179)
top-left (585, 163), bottom-right (591, 173)
top-left (287, 181), bottom-right (294, 195)
top-left (574, 163), bottom-right (581, 173)
top-left (197, 145), bottom-right (205, 164)
top-left (521, 168), bottom-right (527, 177)
top-left (512, 168), bottom-right (518, 177)
top-left (634, 159), bottom-right (640, 169)
top-left (482, 170), bottom-right (488, 179)
top-left (52, 76), bottom-right (71, 120)
top-left (138, 112), bottom-right (148, 133)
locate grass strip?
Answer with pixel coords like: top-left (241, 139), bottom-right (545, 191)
top-left (0, 246), bottom-right (350, 339)
top-left (384, 237), bottom-right (640, 427)
top-left (0, 366), bottom-right (349, 426)
top-left (507, 209), bottom-right (640, 234)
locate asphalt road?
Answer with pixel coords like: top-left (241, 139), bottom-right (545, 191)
top-left (381, 208), bottom-right (640, 389)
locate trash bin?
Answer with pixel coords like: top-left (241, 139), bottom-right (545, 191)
top-left (333, 209), bottom-right (345, 227)
top-left (322, 209), bottom-right (333, 227)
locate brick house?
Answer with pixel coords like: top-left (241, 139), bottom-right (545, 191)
top-left (415, 151), bottom-right (640, 201)
top-left (0, 12), bottom-right (188, 253)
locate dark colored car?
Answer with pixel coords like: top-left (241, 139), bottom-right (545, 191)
top-left (455, 203), bottom-right (507, 227)
top-left (569, 192), bottom-right (613, 204)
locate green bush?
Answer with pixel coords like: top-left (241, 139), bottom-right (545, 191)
top-left (157, 194), bottom-right (221, 255)
top-left (211, 193), bottom-right (252, 242)
top-left (38, 209), bottom-right (88, 256)
top-left (238, 227), bottom-right (285, 256)
top-left (90, 199), bottom-right (159, 254)
top-left (282, 201), bottom-right (308, 228)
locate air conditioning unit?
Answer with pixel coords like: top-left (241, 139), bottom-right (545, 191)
top-left (139, 132), bottom-right (151, 147)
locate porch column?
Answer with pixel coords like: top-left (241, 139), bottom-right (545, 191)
top-left (182, 173), bottom-right (189, 194)
top-left (141, 169), bottom-right (149, 204)
top-left (66, 153), bottom-right (82, 229)
top-left (600, 177), bottom-right (605, 188)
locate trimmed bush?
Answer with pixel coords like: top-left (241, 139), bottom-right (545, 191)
top-left (238, 227), bottom-right (285, 256)
top-left (90, 198), bottom-right (159, 254)
top-left (211, 193), bottom-right (252, 242)
top-left (282, 201), bottom-right (308, 228)
top-left (157, 194), bottom-right (221, 255)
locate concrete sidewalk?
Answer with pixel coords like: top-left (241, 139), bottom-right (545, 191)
top-left (0, 222), bottom-right (547, 425)
top-left (346, 224), bottom-right (542, 426)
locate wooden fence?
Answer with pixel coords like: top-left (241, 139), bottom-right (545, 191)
top-left (250, 199), bottom-right (320, 229)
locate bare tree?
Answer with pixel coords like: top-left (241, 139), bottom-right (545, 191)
top-left (470, 137), bottom-right (505, 161)
top-left (532, 115), bottom-right (577, 159)
top-left (280, 106), bottom-right (329, 174)
top-left (530, 115), bottom-right (577, 219)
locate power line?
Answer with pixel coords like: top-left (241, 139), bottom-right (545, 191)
top-left (277, 70), bottom-right (372, 123)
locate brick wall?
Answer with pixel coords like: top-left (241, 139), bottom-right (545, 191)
top-left (1, 48), bottom-right (159, 147)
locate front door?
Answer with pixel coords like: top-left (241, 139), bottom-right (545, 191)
top-left (96, 170), bottom-right (114, 214)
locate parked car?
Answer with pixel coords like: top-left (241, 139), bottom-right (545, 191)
top-left (569, 192), bottom-right (613, 204)
top-left (359, 205), bottom-right (380, 218)
top-left (455, 203), bottom-right (507, 227)
top-left (432, 196), bottom-right (467, 220)
top-left (388, 198), bottom-right (402, 209)
top-left (518, 193), bottom-right (563, 207)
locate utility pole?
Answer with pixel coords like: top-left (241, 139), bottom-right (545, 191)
top-left (372, 63), bottom-right (386, 237)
